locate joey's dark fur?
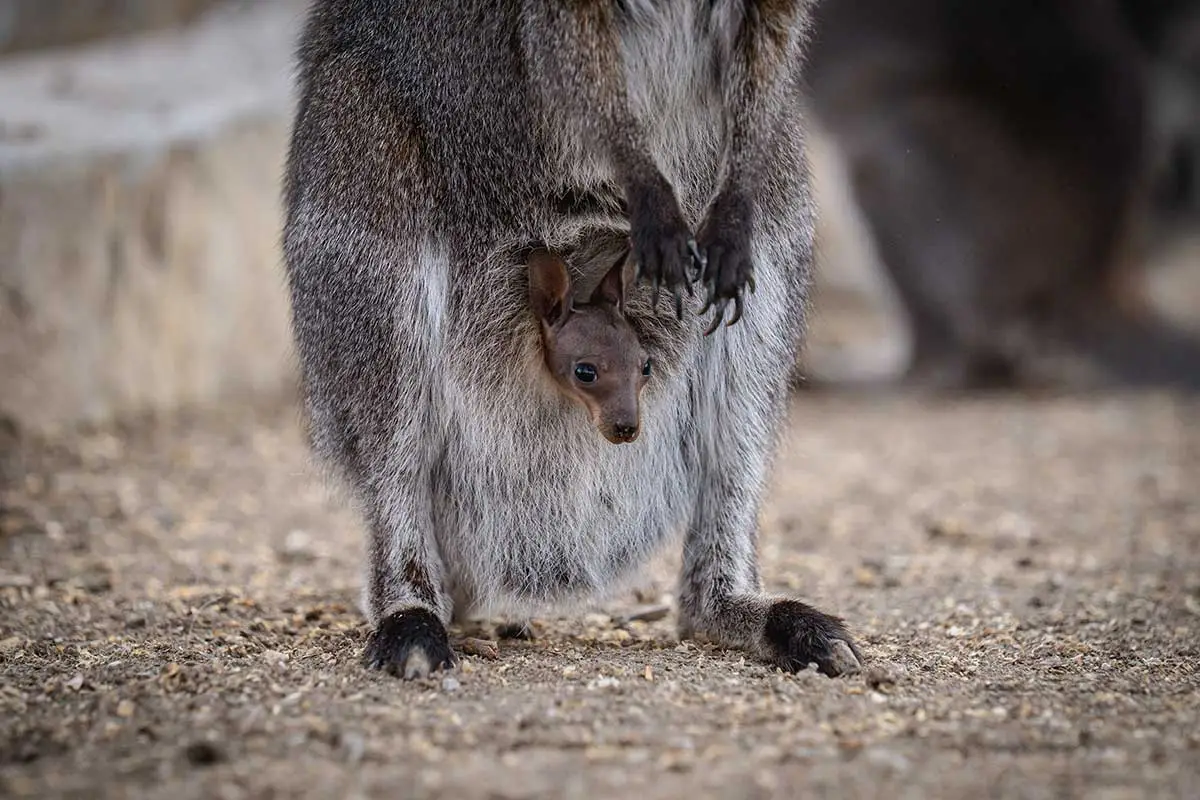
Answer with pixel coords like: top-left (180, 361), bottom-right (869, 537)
top-left (284, 0), bottom-right (860, 680)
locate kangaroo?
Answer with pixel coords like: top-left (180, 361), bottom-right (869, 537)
top-left (283, 0), bottom-right (863, 681)
top-left (804, 0), bottom-right (1200, 391)
top-left (529, 248), bottom-right (651, 445)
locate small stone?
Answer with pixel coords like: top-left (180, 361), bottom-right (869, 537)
top-left (926, 518), bottom-right (971, 543)
top-left (278, 530), bottom-right (317, 563)
top-left (184, 741), bottom-right (223, 767)
top-left (116, 700), bottom-right (135, 718)
top-left (496, 622), bottom-right (537, 640)
top-left (260, 649), bottom-right (289, 666)
top-left (340, 731), bottom-right (366, 764)
top-left (617, 604), bottom-right (671, 624)
top-left (460, 638), bottom-right (499, 659)
top-left (866, 748), bottom-right (911, 773)
top-left (0, 636), bottom-right (23, 652)
top-left (441, 677), bottom-right (461, 692)
top-left (76, 564), bottom-right (113, 593)
top-left (854, 567), bottom-right (879, 587)
top-left (0, 573), bottom-right (33, 589)
top-left (864, 663), bottom-right (905, 690)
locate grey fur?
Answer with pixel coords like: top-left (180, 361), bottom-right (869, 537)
top-left (283, 0), bottom-right (861, 679)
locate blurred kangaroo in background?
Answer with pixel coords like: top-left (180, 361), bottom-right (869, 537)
top-left (283, 0), bottom-right (861, 680)
top-left (805, 0), bottom-right (1200, 390)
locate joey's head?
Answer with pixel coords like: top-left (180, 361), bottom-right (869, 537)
top-left (528, 249), bottom-right (651, 444)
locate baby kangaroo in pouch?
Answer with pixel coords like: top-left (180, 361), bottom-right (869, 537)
top-left (529, 249), bottom-right (650, 445)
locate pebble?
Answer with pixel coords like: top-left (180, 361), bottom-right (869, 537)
top-left (184, 741), bottom-right (224, 767)
top-left (0, 573), bottom-right (33, 589)
top-left (441, 677), bottom-right (460, 692)
top-left (75, 564), bottom-right (113, 593)
top-left (866, 748), bottom-right (911, 773)
top-left (616, 604), bottom-right (671, 624)
top-left (278, 530), bottom-right (318, 563)
top-left (340, 731), bottom-right (366, 764)
top-left (460, 638), bottom-right (499, 659)
top-left (864, 663), bottom-right (906, 690)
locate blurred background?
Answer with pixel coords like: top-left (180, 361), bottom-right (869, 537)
top-left (1, 0), bottom-right (1198, 434)
top-left (801, 0), bottom-right (1200, 392)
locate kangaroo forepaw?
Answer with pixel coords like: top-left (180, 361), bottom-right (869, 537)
top-left (363, 608), bottom-right (456, 679)
top-left (696, 194), bottom-right (755, 335)
top-left (764, 599), bottom-right (863, 677)
top-left (627, 179), bottom-right (696, 321)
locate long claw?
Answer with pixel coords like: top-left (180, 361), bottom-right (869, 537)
top-left (674, 288), bottom-right (684, 321)
top-left (688, 239), bottom-right (705, 282)
top-left (699, 285), bottom-right (716, 316)
top-left (727, 292), bottom-right (744, 327)
top-left (747, 270), bottom-right (756, 294)
top-left (703, 298), bottom-right (729, 336)
top-left (652, 277), bottom-right (661, 311)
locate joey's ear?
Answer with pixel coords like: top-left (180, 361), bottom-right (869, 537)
top-left (591, 250), bottom-right (629, 314)
top-left (528, 248), bottom-right (573, 327)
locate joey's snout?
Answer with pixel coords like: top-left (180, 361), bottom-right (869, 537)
top-left (604, 422), bottom-right (640, 444)
top-left (594, 392), bottom-right (642, 445)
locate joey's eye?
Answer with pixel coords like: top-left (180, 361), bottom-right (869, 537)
top-left (642, 359), bottom-right (652, 377)
top-left (574, 363), bottom-right (598, 384)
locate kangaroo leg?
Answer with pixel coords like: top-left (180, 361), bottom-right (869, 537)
top-left (282, 39), bottom-right (463, 679)
top-left (677, 222), bottom-right (863, 678)
top-left (284, 219), bottom-right (456, 679)
top-left (352, 265), bottom-right (456, 679)
top-left (360, 488), bottom-right (456, 680)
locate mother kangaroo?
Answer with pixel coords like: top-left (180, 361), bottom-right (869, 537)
top-left (282, 0), bottom-right (861, 679)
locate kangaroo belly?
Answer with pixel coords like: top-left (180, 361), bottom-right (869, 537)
top-left (431, 365), bottom-right (693, 617)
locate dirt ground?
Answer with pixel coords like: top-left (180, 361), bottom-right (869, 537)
top-left (2, 384), bottom-right (1198, 799)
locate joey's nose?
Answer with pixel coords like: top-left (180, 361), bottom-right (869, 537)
top-left (611, 424), bottom-right (639, 443)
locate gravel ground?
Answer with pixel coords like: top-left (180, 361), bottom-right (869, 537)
top-left (2, 387), bottom-right (1198, 800)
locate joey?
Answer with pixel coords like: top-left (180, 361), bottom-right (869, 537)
top-left (528, 248), bottom-right (650, 445)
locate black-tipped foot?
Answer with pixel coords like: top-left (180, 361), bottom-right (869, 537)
top-left (764, 599), bottom-right (863, 677)
top-left (363, 608), bottom-right (456, 679)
